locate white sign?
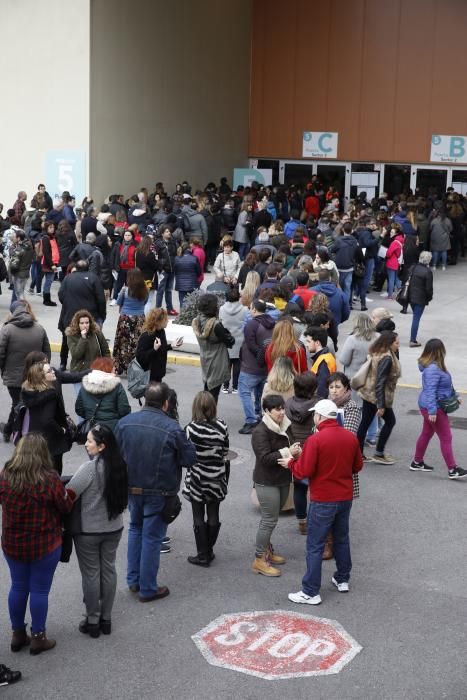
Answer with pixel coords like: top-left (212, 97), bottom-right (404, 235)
top-left (302, 131), bottom-right (338, 159)
top-left (430, 135), bottom-right (467, 164)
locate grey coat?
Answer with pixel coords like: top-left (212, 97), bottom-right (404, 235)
top-left (0, 310), bottom-right (51, 387)
top-left (192, 314), bottom-right (230, 390)
top-left (218, 301), bottom-right (248, 359)
top-left (429, 216), bottom-right (452, 252)
top-left (67, 457), bottom-right (124, 534)
top-left (338, 333), bottom-right (377, 404)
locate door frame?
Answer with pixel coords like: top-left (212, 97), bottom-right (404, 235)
top-left (279, 160), bottom-right (352, 198)
top-left (410, 164), bottom-right (451, 192)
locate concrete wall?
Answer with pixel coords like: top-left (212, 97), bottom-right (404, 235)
top-left (0, 0), bottom-right (90, 209)
top-left (90, 0), bottom-right (252, 203)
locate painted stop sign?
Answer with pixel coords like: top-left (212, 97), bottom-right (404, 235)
top-left (192, 610), bottom-right (362, 680)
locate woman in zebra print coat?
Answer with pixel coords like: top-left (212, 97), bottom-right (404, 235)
top-left (182, 391), bottom-right (229, 567)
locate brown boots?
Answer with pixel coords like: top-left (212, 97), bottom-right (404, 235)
top-left (298, 519), bottom-right (307, 535)
top-left (252, 553), bottom-right (281, 577)
top-left (11, 627), bottom-right (30, 652)
top-left (30, 631), bottom-right (56, 656)
top-left (323, 533), bottom-right (334, 560)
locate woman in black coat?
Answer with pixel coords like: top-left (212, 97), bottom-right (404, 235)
top-left (136, 308), bottom-right (182, 382)
top-left (56, 220), bottom-right (78, 279)
top-left (399, 234), bottom-right (420, 314)
top-left (174, 242), bottom-right (201, 309)
top-left (20, 360), bottom-right (70, 474)
top-left (135, 235), bottom-right (159, 314)
top-left (407, 251), bottom-right (434, 348)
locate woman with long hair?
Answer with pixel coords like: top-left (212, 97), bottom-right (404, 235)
top-left (182, 391), bottom-right (229, 567)
top-left (135, 234), bottom-right (158, 314)
top-left (251, 394), bottom-right (301, 576)
top-left (237, 251), bottom-right (257, 289)
top-left (136, 307), bottom-right (183, 383)
top-left (262, 357), bottom-right (296, 403)
top-left (356, 331), bottom-right (401, 464)
top-left (411, 339), bottom-right (466, 479)
top-left (265, 319), bottom-right (307, 373)
top-left (192, 293), bottom-right (232, 404)
top-left (306, 293), bottom-right (339, 351)
top-left (75, 357), bottom-right (131, 432)
top-left (113, 268), bottom-right (148, 375)
top-left (67, 425), bottom-right (128, 637)
top-left (21, 360), bottom-right (70, 474)
top-left (55, 219), bottom-right (77, 280)
top-left (66, 309), bottom-right (111, 373)
top-left (338, 312), bottom-right (378, 402)
top-left (429, 207), bottom-right (452, 270)
top-left (313, 248), bottom-right (339, 285)
top-left (0, 434), bottom-right (74, 654)
top-left (111, 229), bottom-right (137, 301)
top-left (174, 241), bottom-right (201, 308)
top-left (240, 270), bottom-right (261, 308)
top-left (40, 220), bottom-right (60, 306)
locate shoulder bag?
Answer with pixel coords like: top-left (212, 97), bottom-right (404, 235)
top-left (75, 396), bottom-right (104, 444)
top-left (350, 357), bottom-right (372, 391)
top-left (438, 386), bottom-right (460, 414)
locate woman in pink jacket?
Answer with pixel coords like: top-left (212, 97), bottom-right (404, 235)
top-left (384, 224), bottom-right (404, 299)
top-left (190, 238), bottom-right (205, 287)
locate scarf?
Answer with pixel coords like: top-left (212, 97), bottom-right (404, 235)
top-left (120, 242), bottom-right (131, 265)
top-left (333, 389), bottom-right (352, 408)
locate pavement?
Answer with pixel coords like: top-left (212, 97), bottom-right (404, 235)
top-left (0, 264), bottom-right (466, 698)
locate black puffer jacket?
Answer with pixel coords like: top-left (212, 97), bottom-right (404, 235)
top-left (155, 238), bottom-right (177, 273)
top-left (21, 387), bottom-right (69, 456)
top-left (408, 263), bottom-right (433, 307)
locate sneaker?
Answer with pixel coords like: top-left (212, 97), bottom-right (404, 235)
top-left (221, 387), bottom-right (229, 394)
top-left (361, 306), bottom-right (368, 311)
top-left (372, 453), bottom-right (395, 465)
top-left (239, 422), bottom-right (256, 435)
top-left (365, 439), bottom-right (376, 447)
top-left (28, 287), bottom-right (34, 294)
top-left (0, 663), bottom-right (21, 686)
top-left (380, 292), bottom-right (389, 298)
top-left (448, 467), bottom-right (467, 479)
top-left (331, 577), bottom-right (349, 593)
top-left (409, 341), bottom-right (421, 348)
top-left (161, 543), bottom-right (171, 554)
top-left (109, 299), bottom-right (117, 306)
top-left (232, 388), bottom-right (238, 394)
top-left (410, 460), bottom-right (434, 472)
top-left (162, 536), bottom-right (171, 544)
top-left (442, 266), bottom-right (446, 271)
top-left (288, 590), bottom-right (322, 606)
top-left (362, 454), bottom-right (374, 462)
top-left (365, 297), bottom-right (374, 303)
top-left (168, 309), bottom-right (179, 316)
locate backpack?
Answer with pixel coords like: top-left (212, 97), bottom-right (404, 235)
top-left (127, 358), bottom-right (150, 399)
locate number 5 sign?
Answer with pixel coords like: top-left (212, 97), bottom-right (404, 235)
top-left (45, 150), bottom-right (86, 204)
top-left (193, 610), bottom-right (362, 679)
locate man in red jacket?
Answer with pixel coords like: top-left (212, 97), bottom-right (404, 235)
top-left (279, 399), bottom-right (363, 605)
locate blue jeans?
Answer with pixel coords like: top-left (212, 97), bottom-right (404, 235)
top-left (302, 501), bottom-right (352, 597)
top-left (366, 414), bottom-right (379, 442)
top-left (156, 272), bottom-right (175, 311)
top-left (431, 250), bottom-right (447, 267)
top-left (238, 371), bottom-right (266, 424)
top-left (238, 242), bottom-right (250, 260)
top-left (293, 480), bottom-right (308, 520)
top-left (357, 258), bottom-right (375, 305)
top-left (338, 271), bottom-right (353, 303)
top-left (178, 290), bottom-right (192, 308)
top-left (4, 545), bottom-right (61, 633)
top-left (386, 268), bottom-right (401, 297)
top-left (43, 271), bottom-right (55, 294)
top-left (410, 303), bottom-right (425, 342)
top-left (127, 493), bottom-right (168, 599)
top-left (30, 260), bottom-right (43, 292)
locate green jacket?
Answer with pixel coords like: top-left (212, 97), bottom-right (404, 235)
top-left (67, 329), bottom-right (111, 372)
top-left (75, 370), bottom-right (131, 430)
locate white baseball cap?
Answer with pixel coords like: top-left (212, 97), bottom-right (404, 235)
top-left (308, 399), bottom-right (338, 418)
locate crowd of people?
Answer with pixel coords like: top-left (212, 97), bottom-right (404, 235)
top-left (0, 176), bottom-right (465, 686)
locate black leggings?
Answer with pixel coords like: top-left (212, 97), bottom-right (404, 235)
top-left (357, 400), bottom-right (396, 455)
top-left (204, 383), bottom-right (221, 404)
top-left (191, 500), bottom-right (220, 527)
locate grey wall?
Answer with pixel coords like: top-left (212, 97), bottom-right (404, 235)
top-left (90, 0), bottom-right (252, 203)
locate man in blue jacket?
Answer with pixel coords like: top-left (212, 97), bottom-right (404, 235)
top-left (312, 269), bottom-right (350, 326)
top-left (115, 383), bottom-right (196, 602)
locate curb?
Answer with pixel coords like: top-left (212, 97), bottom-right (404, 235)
top-left (50, 342), bottom-right (201, 367)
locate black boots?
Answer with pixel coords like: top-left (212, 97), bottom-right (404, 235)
top-left (188, 523), bottom-right (221, 567)
top-left (43, 292), bottom-right (57, 306)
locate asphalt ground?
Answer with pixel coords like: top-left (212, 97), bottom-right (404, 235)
top-left (0, 262), bottom-right (466, 698)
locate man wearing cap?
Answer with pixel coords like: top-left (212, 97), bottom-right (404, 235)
top-left (279, 399), bottom-right (363, 605)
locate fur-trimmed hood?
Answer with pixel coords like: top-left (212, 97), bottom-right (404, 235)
top-left (82, 370), bottom-right (121, 395)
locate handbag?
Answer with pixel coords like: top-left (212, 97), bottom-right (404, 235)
top-left (161, 494), bottom-right (182, 524)
top-left (127, 357), bottom-right (150, 399)
top-left (350, 357), bottom-right (371, 391)
top-left (75, 396), bottom-right (104, 445)
top-left (438, 387), bottom-right (460, 414)
top-left (395, 264), bottom-right (415, 306)
top-left (353, 261), bottom-right (365, 278)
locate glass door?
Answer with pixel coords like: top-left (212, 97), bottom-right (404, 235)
top-left (283, 163), bottom-right (314, 188)
top-left (316, 164), bottom-right (346, 197)
top-left (412, 167), bottom-right (448, 198)
top-left (384, 164), bottom-right (411, 198)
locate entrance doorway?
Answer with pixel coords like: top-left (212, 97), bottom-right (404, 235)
top-left (384, 165), bottom-right (411, 198)
top-left (413, 167), bottom-right (447, 198)
top-left (316, 164), bottom-right (346, 197)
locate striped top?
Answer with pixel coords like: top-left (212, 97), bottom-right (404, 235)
top-left (182, 420), bottom-right (230, 503)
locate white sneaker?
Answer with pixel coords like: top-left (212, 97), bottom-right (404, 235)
top-left (288, 590), bottom-right (322, 605)
top-left (379, 292), bottom-right (388, 298)
top-left (442, 266), bottom-right (446, 271)
top-left (365, 297), bottom-right (373, 303)
top-left (332, 577), bottom-right (349, 593)
top-left (109, 299), bottom-right (117, 306)
top-left (232, 389), bottom-right (238, 394)
top-left (221, 387), bottom-right (229, 394)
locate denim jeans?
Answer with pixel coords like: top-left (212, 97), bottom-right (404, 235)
top-left (156, 272), bottom-right (175, 311)
top-left (43, 271), bottom-right (55, 294)
top-left (178, 290), bottom-right (192, 308)
top-left (127, 493), bottom-right (168, 599)
top-left (302, 500), bottom-right (352, 596)
top-left (410, 303), bottom-right (425, 342)
top-left (30, 260), bottom-right (43, 292)
top-left (386, 268), bottom-right (401, 297)
top-left (293, 479), bottom-right (308, 520)
top-left (238, 371), bottom-right (266, 424)
top-left (113, 269), bottom-right (127, 300)
top-left (4, 545), bottom-right (61, 633)
top-left (11, 276), bottom-right (27, 305)
top-left (357, 258), bottom-right (375, 305)
top-left (431, 250), bottom-right (447, 267)
top-left (238, 242), bottom-right (250, 260)
top-left (338, 270), bottom-right (353, 303)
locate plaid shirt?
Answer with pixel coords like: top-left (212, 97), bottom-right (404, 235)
top-left (0, 472), bottom-right (74, 561)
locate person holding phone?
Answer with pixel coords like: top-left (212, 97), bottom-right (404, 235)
top-left (136, 308), bottom-right (183, 383)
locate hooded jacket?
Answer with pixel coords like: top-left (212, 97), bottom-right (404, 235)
top-left (182, 207), bottom-right (208, 244)
top-left (9, 240), bottom-right (34, 278)
top-left (311, 282), bottom-right (350, 325)
top-left (285, 396), bottom-right (317, 445)
top-left (75, 370), bottom-right (131, 430)
top-left (0, 311), bottom-right (50, 387)
top-left (21, 387), bottom-right (69, 456)
top-left (330, 235), bottom-right (358, 270)
top-left (218, 301), bottom-right (248, 359)
top-left (240, 313), bottom-right (276, 376)
top-left (192, 314), bottom-right (230, 390)
top-left (66, 329), bottom-right (111, 372)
